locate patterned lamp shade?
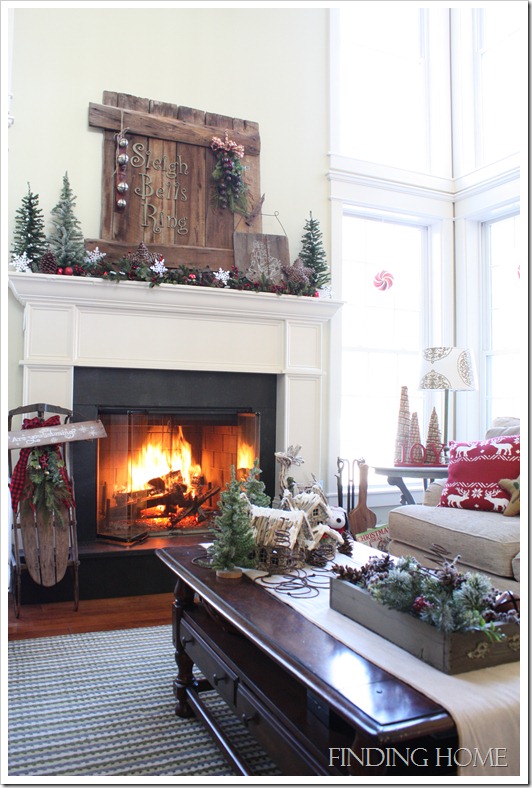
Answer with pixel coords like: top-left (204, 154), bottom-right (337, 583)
top-left (419, 347), bottom-right (478, 392)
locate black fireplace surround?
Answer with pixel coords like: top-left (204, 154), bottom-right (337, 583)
top-left (72, 367), bottom-right (278, 543)
top-left (17, 368), bottom-right (277, 603)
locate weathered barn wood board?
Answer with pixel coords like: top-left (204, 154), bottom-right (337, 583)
top-left (234, 233), bottom-right (290, 283)
top-left (87, 92), bottom-right (262, 269)
top-left (8, 420), bottom-right (107, 450)
top-left (19, 498), bottom-right (71, 587)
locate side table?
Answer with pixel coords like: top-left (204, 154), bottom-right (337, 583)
top-left (373, 465), bottom-right (448, 506)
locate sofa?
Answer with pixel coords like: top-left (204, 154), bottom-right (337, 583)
top-left (387, 417), bottom-right (520, 594)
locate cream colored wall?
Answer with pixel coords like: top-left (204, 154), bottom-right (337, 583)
top-left (8, 6), bottom-right (330, 410)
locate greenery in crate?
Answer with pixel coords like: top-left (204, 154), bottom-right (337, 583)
top-left (331, 553), bottom-right (519, 639)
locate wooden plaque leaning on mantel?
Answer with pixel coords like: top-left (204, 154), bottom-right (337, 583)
top-left (87, 91), bottom-right (262, 270)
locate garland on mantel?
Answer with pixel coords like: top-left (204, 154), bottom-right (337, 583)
top-left (11, 243), bottom-right (330, 298)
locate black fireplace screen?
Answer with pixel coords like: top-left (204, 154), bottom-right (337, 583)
top-left (97, 409), bottom-right (259, 542)
top-left (72, 367), bottom-right (277, 544)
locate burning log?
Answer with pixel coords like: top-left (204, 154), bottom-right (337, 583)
top-left (169, 485), bottom-right (221, 526)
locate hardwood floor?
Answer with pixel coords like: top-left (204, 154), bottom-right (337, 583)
top-left (7, 592), bottom-right (175, 640)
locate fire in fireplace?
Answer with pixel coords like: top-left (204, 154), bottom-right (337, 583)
top-left (72, 367), bottom-right (277, 545)
top-left (97, 409), bottom-right (260, 542)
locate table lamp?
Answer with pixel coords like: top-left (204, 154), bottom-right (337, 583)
top-left (418, 347), bottom-right (478, 452)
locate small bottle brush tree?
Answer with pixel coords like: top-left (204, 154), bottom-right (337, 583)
top-left (298, 211), bottom-right (330, 290)
top-left (47, 172), bottom-right (85, 268)
top-left (11, 184), bottom-right (47, 271)
top-left (242, 458), bottom-right (271, 507)
top-left (208, 466), bottom-right (257, 573)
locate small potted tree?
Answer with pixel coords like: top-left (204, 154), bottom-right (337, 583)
top-left (207, 465), bottom-right (257, 579)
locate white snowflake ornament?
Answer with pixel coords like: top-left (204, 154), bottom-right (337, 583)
top-left (150, 256), bottom-right (168, 277)
top-left (214, 268), bottom-right (231, 286)
top-left (10, 252), bottom-right (31, 272)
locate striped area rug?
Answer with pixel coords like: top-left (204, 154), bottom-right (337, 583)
top-left (8, 625), bottom-right (281, 778)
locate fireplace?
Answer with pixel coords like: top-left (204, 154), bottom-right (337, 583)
top-left (72, 367), bottom-right (277, 543)
top-left (9, 272), bottom-right (341, 598)
top-left (96, 408), bottom-right (260, 543)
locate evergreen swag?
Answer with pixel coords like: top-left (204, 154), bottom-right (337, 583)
top-left (332, 554), bottom-right (519, 638)
top-left (298, 212), bottom-right (330, 290)
top-left (47, 172), bottom-right (85, 268)
top-left (11, 184), bottom-right (47, 271)
top-left (91, 251), bottom-right (322, 297)
top-left (23, 445), bottom-right (73, 529)
top-left (207, 465), bottom-right (258, 573)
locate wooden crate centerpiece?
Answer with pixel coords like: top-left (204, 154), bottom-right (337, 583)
top-left (330, 555), bottom-right (520, 674)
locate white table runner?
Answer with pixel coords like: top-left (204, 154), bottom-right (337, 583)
top-left (245, 555), bottom-right (521, 778)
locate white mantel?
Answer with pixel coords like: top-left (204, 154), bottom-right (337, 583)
top-left (9, 272), bottom-right (342, 485)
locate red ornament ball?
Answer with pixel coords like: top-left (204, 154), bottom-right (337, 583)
top-left (56, 267), bottom-right (64, 275)
top-left (64, 266), bottom-right (74, 276)
top-left (373, 270), bottom-right (394, 290)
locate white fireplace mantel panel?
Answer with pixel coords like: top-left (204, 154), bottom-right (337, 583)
top-left (76, 308), bottom-right (285, 373)
top-left (10, 272), bottom-right (343, 484)
top-left (286, 322), bottom-right (323, 372)
top-left (23, 365), bottom-right (74, 411)
top-left (25, 304), bottom-right (75, 362)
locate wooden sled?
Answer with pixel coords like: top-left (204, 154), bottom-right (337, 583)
top-left (8, 404), bottom-right (80, 618)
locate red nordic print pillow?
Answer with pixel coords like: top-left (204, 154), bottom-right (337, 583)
top-left (439, 435), bottom-right (520, 512)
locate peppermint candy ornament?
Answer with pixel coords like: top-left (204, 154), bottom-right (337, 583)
top-left (373, 270), bottom-right (394, 290)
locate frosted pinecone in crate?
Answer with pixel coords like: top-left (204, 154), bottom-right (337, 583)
top-left (38, 250), bottom-right (58, 274)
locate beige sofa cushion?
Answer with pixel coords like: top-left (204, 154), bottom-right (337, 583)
top-left (485, 416), bottom-right (520, 438)
top-left (512, 552), bottom-right (520, 582)
top-left (388, 504), bottom-right (520, 578)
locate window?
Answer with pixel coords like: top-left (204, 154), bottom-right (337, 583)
top-left (483, 214), bottom-right (522, 423)
top-left (332, 5), bottom-right (451, 176)
top-left (330, 6), bottom-right (524, 499)
top-left (475, 7), bottom-right (523, 166)
top-left (340, 215), bottom-right (429, 479)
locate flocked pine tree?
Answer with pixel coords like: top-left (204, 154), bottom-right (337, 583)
top-left (298, 211), bottom-right (330, 290)
top-left (47, 172), bottom-right (85, 267)
top-left (242, 458), bottom-right (271, 507)
top-left (11, 184), bottom-right (47, 271)
top-left (208, 466), bottom-right (257, 572)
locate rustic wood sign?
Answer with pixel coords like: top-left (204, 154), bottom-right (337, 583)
top-left (87, 91), bottom-right (262, 269)
top-left (8, 420), bottom-right (107, 450)
top-left (233, 233), bottom-right (290, 285)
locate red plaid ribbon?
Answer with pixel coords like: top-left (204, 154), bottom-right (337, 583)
top-left (9, 415), bottom-right (72, 513)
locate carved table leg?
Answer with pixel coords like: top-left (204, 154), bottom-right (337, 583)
top-left (386, 476), bottom-right (416, 506)
top-left (172, 577), bottom-right (196, 718)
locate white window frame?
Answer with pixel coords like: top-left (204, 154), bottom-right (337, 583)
top-left (328, 7), bottom-right (524, 509)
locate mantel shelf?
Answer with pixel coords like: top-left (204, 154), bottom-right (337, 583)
top-left (8, 272), bottom-right (343, 323)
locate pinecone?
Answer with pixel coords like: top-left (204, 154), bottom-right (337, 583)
top-left (337, 531), bottom-right (354, 557)
top-left (282, 257), bottom-right (313, 286)
top-left (38, 251), bottom-right (58, 274)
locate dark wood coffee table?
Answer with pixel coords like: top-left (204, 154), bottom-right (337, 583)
top-left (156, 543), bottom-right (458, 776)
